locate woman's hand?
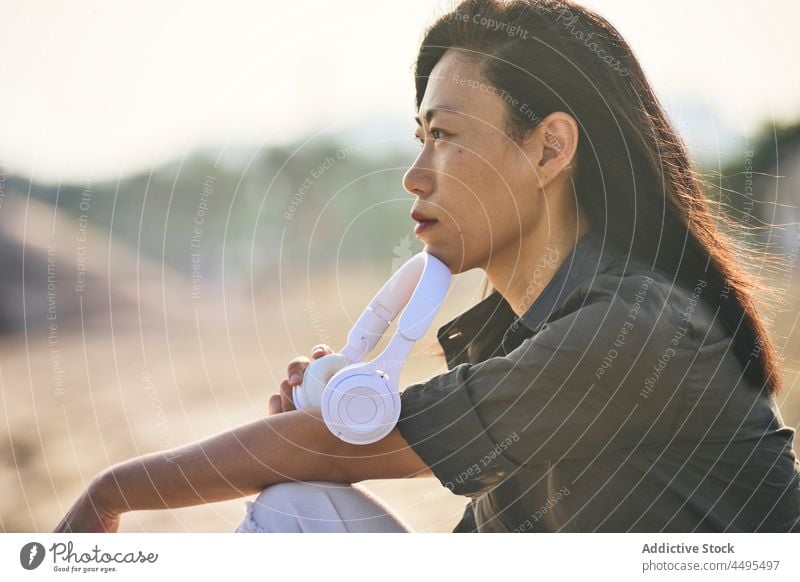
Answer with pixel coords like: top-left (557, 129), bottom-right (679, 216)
top-left (269, 344), bottom-right (333, 415)
top-left (53, 473), bottom-right (121, 533)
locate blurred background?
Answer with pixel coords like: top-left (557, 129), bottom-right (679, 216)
top-left (1, 0), bottom-right (799, 532)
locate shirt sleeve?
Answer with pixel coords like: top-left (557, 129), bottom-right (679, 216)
top-left (396, 272), bottom-right (684, 497)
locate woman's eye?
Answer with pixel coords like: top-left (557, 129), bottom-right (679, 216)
top-left (414, 129), bottom-right (446, 147)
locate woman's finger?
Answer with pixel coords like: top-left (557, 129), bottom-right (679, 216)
top-left (268, 393), bottom-right (282, 416)
top-left (279, 379), bottom-right (296, 412)
top-left (287, 346), bottom-right (333, 387)
top-left (311, 344), bottom-right (333, 359)
top-left (287, 356), bottom-right (311, 387)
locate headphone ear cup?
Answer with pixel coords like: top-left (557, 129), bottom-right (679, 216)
top-left (320, 373), bottom-right (401, 444)
top-left (293, 354), bottom-right (350, 410)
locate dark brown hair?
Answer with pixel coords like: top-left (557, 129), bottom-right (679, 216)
top-left (415, 0), bottom-right (783, 395)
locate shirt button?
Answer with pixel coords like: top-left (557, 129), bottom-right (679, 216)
top-left (446, 328), bottom-right (463, 340)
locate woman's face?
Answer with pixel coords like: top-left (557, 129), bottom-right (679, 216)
top-left (404, 49), bottom-right (545, 274)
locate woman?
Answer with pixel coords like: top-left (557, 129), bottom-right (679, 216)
top-left (55, 0), bottom-right (800, 533)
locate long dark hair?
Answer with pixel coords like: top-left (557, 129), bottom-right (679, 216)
top-left (415, 0), bottom-right (783, 395)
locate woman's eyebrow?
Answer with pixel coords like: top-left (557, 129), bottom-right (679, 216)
top-left (414, 105), bottom-right (460, 126)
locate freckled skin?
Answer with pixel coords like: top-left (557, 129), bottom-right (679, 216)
top-left (405, 50), bottom-right (546, 273)
top-left (404, 49), bottom-right (587, 314)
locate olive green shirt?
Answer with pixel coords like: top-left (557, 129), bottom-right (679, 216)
top-left (396, 229), bottom-right (800, 532)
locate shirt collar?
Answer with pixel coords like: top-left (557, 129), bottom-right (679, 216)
top-left (436, 228), bottom-right (625, 367)
top-left (513, 227), bottom-right (622, 334)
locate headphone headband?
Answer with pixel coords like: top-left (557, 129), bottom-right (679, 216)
top-left (339, 251), bottom-right (451, 363)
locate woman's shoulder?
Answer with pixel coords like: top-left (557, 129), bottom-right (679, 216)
top-left (550, 256), bottom-right (675, 331)
top-left (556, 254), bottom-right (728, 348)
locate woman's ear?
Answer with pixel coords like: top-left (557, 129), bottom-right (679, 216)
top-left (527, 111), bottom-right (579, 188)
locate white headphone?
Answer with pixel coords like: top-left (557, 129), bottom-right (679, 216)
top-left (292, 251), bottom-right (451, 444)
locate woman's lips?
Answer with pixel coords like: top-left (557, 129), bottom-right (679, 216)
top-left (414, 219), bottom-right (438, 235)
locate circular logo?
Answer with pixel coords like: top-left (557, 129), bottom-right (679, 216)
top-left (19, 542), bottom-right (46, 570)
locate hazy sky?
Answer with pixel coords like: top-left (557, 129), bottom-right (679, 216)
top-left (1, 0), bottom-right (798, 183)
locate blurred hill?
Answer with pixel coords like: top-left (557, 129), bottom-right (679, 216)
top-left (2, 133), bottom-right (423, 289)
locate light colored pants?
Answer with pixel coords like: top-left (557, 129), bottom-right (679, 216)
top-left (234, 480), bottom-right (413, 533)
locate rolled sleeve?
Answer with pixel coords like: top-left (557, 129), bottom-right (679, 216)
top-left (396, 273), bottom-right (682, 497)
top-left (397, 364), bottom-right (523, 497)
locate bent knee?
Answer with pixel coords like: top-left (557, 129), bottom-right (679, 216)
top-left (257, 480), bottom-right (342, 500)
top-left (237, 481), bottom-right (346, 533)
top-left (236, 480), bottom-right (411, 533)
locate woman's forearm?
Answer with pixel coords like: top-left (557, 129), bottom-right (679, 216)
top-left (94, 407), bottom-right (346, 514)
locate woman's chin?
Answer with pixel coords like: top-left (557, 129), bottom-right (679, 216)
top-left (423, 245), bottom-right (471, 275)
top-left (421, 244), bottom-right (449, 269)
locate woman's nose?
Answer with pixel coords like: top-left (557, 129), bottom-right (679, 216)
top-left (402, 157), bottom-right (434, 198)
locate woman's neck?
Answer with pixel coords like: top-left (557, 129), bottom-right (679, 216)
top-left (487, 217), bottom-right (591, 319)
